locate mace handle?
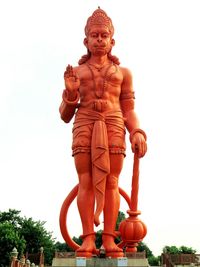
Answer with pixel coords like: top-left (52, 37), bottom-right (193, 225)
top-left (130, 151), bottom-right (140, 211)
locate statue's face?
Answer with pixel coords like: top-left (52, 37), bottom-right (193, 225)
top-left (84, 25), bottom-right (114, 56)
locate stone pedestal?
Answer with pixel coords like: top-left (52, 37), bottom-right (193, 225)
top-left (52, 256), bottom-right (149, 267)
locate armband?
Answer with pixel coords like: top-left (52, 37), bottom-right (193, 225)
top-left (120, 91), bottom-right (135, 100)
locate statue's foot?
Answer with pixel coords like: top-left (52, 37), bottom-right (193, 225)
top-left (102, 233), bottom-right (124, 258)
top-left (76, 234), bottom-right (97, 258)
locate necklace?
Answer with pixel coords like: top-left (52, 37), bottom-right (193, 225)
top-left (87, 62), bottom-right (107, 72)
top-left (86, 62), bottom-right (117, 98)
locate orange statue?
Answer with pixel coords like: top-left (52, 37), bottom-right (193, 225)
top-left (59, 8), bottom-right (147, 258)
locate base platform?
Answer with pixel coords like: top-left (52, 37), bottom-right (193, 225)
top-left (52, 256), bottom-right (149, 267)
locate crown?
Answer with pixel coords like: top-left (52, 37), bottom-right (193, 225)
top-left (85, 7), bottom-right (114, 36)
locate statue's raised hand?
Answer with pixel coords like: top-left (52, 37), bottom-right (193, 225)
top-left (64, 65), bottom-right (80, 92)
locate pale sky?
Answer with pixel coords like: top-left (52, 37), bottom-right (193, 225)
top-left (0, 0), bottom-right (200, 256)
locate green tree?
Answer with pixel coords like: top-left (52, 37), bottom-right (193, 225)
top-left (19, 217), bottom-right (55, 264)
top-left (0, 209), bottom-right (55, 266)
top-left (0, 222), bottom-right (26, 266)
top-left (179, 246), bottom-right (196, 254)
top-left (55, 241), bottom-right (74, 252)
top-left (0, 209), bottom-right (22, 229)
top-left (163, 245), bottom-right (180, 254)
top-left (115, 211), bottom-right (126, 230)
top-left (138, 242), bottom-right (153, 258)
top-left (72, 236), bottom-right (83, 246)
top-left (137, 242), bottom-right (161, 266)
top-left (163, 245), bottom-right (196, 255)
top-left (95, 230), bottom-right (102, 249)
top-left (148, 255), bottom-right (161, 266)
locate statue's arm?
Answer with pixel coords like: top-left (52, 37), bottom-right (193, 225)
top-left (120, 67), bottom-right (139, 131)
top-left (120, 67), bottom-right (147, 157)
top-left (59, 65), bottom-right (80, 123)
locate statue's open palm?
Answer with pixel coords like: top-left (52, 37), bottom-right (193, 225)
top-left (64, 65), bottom-right (80, 92)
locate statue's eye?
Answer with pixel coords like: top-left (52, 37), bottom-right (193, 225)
top-left (91, 33), bottom-right (98, 38)
top-left (102, 34), bottom-right (109, 38)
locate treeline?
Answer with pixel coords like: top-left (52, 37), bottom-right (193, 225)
top-left (0, 209), bottom-right (197, 266)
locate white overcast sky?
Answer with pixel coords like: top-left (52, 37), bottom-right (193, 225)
top-left (0, 0), bottom-right (200, 256)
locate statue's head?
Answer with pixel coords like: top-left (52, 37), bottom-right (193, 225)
top-left (78, 8), bottom-right (120, 65)
top-left (83, 8), bottom-right (115, 57)
top-left (84, 7), bottom-right (114, 37)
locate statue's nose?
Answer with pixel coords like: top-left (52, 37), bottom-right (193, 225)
top-left (97, 36), bottom-right (102, 42)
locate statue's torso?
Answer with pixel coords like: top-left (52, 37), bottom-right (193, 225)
top-left (75, 63), bottom-right (124, 112)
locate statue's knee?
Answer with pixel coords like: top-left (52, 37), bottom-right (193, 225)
top-left (79, 173), bottom-right (93, 192)
top-left (106, 175), bottom-right (118, 190)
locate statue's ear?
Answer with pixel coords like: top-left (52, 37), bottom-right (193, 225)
top-left (84, 38), bottom-right (88, 47)
top-left (111, 38), bottom-right (115, 47)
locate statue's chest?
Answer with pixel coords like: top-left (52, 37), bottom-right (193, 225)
top-left (81, 65), bottom-right (123, 88)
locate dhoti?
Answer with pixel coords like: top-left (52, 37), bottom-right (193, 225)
top-left (72, 108), bottom-right (126, 226)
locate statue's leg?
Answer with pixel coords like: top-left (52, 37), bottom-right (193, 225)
top-left (74, 153), bottom-right (97, 256)
top-left (102, 153), bottom-right (124, 257)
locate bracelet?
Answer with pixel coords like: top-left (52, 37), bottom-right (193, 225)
top-left (62, 90), bottom-right (80, 105)
top-left (129, 128), bottom-right (147, 143)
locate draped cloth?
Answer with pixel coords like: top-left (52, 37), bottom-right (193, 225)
top-left (72, 108), bottom-right (125, 226)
